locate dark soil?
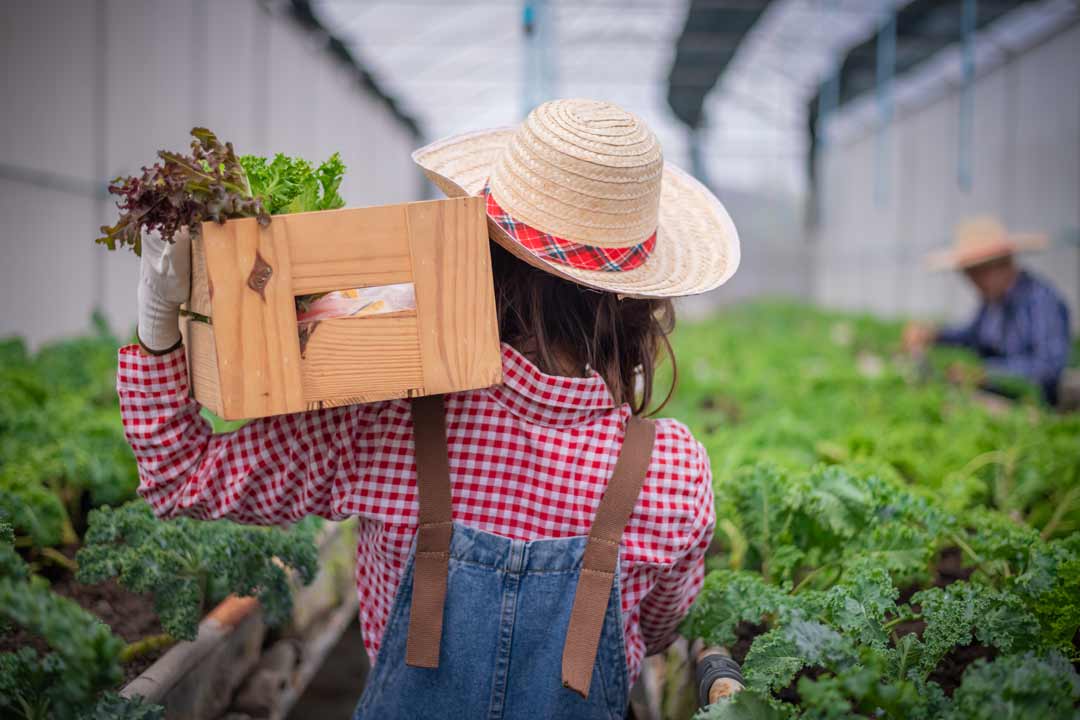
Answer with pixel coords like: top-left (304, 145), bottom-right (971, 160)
top-left (776, 665), bottom-right (826, 706)
top-left (929, 642), bottom-right (997, 696)
top-left (51, 573), bottom-right (168, 681)
top-left (0, 624), bottom-right (51, 657)
top-left (728, 621), bottom-right (767, 665)
top-left (897, 546), bottom-right (973, 605)
top-left (12, 545), bottom-right (169, 683)
top-left (932, 547), bottom-right (973, 587)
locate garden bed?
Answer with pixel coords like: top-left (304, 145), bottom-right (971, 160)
top-left (0, 326), bottom-right (361, 719)
top-left (120, 520), bottom-right (358, 720)
top-left (666, 304), bottom-right (1080, 719)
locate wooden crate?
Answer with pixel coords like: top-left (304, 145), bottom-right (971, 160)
top-left (180, 195), bottom-right (501, 420)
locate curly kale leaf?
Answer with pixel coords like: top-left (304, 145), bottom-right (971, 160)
top-left (78, 692), bottom-right (164, 720)
top-left (743, 618), bottom-right (855, 694)
top-left (947, 652), bottom-right (1080, 720)
top-left (240, 152), bottom-right (346, 215)
top-left (913, 582), bottom-right (1041, 676)
top-left (720, 464), bottom-right (942, 587)
top-left (98, 127), bottom-right (269, 255)
top-left (76, 501), bottom-right (320, 640)
top-left (1010, 536), bottom-right (1080, 654)
top-left (0, 520), bottom-right (28, 582)
top-left (681, 569), bottom-right (792, 646)
top-left (0, 463), bottom-right (70, 547)
top-left (820, 558), bottom-right (898, 650)
top-left (693, 691), bottom-right (793, 720)
top-left (0, 575), bottom-right (124, 720)
top-left (796, 647), bottom-right (926, 720)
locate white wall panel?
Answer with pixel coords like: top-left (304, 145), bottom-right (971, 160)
top-left (816, 23), bottom-right (1079, 330)
top-left (0, 180), bottom-right (97, 346)
top-left (0, 1), bottom-right (97, 179)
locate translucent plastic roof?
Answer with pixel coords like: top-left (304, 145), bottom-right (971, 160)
top-left (310, 0), bottom-right (1071, 195)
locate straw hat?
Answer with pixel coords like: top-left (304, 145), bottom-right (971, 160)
top-left (926, 216), bottom-right (1047, 271)
top-left (411, 99), bottom-right (739, 298)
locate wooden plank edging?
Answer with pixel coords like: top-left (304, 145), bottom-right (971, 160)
top-left (120, 520), bottom-right (355, 716)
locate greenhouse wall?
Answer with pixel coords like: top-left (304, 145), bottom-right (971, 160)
top-left (813, 20), bottom-right (1080, 329)
top-left (0, 0), bottom-right (421, 348)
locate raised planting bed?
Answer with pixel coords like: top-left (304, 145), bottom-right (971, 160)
top-left (120, 520), bottom-right (358, 720)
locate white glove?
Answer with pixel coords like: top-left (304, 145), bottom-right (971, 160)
top-left (138, 227), bottom-right (191, 353)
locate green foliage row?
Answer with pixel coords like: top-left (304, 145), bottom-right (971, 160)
top-left (77, 502), bottom-right (321, 640)
top-left (0, 315), bottom-right (138, 548)
top-left (667, 304), bottom-right (1080, 719)
top-left (684, 464), bottom-right (1080, 719)
top-left (663, 302), bottom-right (1080, 538)
top-left (0, 322), bottom-right (323, 714)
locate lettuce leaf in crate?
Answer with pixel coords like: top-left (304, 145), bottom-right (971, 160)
top-left (240, 151), bottom-right (346, 215)
top-left (97, 128), bottom-right (269, 256)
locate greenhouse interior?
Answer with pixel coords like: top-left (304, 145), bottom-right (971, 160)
top-left (1, 0), bottom-right (1078, 718)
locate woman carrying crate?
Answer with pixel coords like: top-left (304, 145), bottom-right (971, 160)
top-left (124, 99), bottom-right (740, 718)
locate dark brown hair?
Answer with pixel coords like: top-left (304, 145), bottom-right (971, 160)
top-left (490, 242), bottom-right (676, 416)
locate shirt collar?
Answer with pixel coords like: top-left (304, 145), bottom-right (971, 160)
top-left (487, 343), bottom-right (618, 425)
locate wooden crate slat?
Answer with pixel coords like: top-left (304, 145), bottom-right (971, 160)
top-left (300, 314), bottom-right (425, 403)
top-left (187, 231), bottom-right (212, 318)
top-left (182, 319), bottom-right (224, 417)
top-left (407, 196), bottom-right (502, 396)
top-left (201, 218), bottom-right (305, 419)
top-left (285, 204), bottom-right (414, 295)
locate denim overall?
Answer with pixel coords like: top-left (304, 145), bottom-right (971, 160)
top-left (354, 396), bottom-right (656, 720)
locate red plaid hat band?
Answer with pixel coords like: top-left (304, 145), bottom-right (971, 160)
top-left (484, 183), bottom-right (656, 273)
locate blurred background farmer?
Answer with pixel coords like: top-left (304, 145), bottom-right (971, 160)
top-left (904, 217), bottom-right (1072, 405)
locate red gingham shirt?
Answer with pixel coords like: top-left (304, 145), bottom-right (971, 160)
top-left (116, 342), bottom-right (715, 686)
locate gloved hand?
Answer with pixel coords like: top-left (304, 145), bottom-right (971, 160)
top-left (137, 227), bottom-right (192, 353)
top-left (696, 645), bottom-right (744, 708)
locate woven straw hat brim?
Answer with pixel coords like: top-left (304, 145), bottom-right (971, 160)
top-left (412, 127), bottom-right (740, 299)
top-left (926, 233), bottom-right (1048, 271)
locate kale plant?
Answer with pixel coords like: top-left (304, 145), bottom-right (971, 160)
top-left (0, 526), bottom-right (125, 720)
top-left (76, 501), bottom-right (321, 640)
top-left (684, 463), bottom-right (1080, 720)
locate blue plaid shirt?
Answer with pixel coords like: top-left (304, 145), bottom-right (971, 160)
top-left (937, 270), bottom-right (1072, 404)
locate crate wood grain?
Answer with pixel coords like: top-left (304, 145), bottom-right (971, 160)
top-left (184, 196), bottom-right (501, 420)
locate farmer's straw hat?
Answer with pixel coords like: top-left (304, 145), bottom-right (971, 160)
top-left (411, 99), bottom-right (739, 298)
top-left (926, 216), bottom-right (1047, 271)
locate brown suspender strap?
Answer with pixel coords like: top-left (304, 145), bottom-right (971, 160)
top-left (405, 394), bottom-right (454, 668)
top-left (405, 394), bottom-right (656, 692)
top-left (562, 416), bottom-right (656, 698)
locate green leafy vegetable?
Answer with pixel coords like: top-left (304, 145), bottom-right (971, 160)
top-left (77, 692), bottom-right (164, 720)
top-left (0, 532), bottom-right (124, 720)
top-left (948, 652), bottom-right (1080, 720)
top-left (97, 128), bottom-right (270, 256)
top-left (240, 151), bottom-right (346, 214)
top-left (76, 501), bottom-right (321, 640)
